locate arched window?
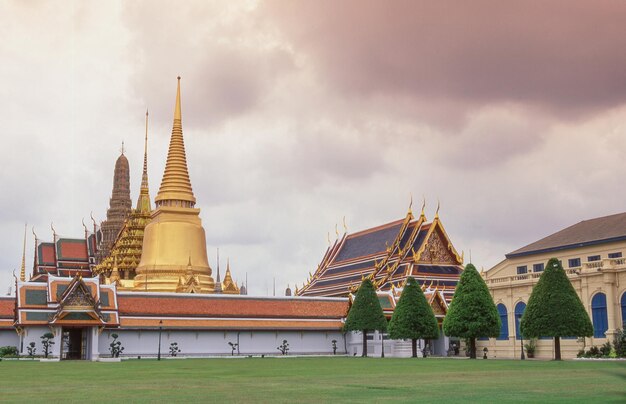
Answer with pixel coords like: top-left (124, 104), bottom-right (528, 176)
top-left (591, 293), bottom-right (608, 338)
top-left (515, 302), bottom-right (526, 340)
top-left (621, 292), bottom-right (626, 329)
top-left (497, 304), bottom-right (508, 340)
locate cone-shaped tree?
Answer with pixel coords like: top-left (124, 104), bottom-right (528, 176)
top-left (443, 263), bottom-right (500, 359)
top-left (344, 278), bottom-right (387, 357)
top-left (520, 258), bottom-right (593, 360)
top-left (388, 277), bottom-right (439, 357)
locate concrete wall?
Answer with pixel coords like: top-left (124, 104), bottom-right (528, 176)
top-left (0, 329), bottom-right (19, 350)
top-left (98, 329), bottom-right (347, 357)
top-left (346, 331), bottom-right (452, 358)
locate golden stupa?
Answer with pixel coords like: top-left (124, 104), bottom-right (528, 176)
top-left (134, 77), bottom-right (215, 293)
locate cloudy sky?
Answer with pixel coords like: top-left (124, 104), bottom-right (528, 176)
top-left (1, 0), bottom-right (625, 296)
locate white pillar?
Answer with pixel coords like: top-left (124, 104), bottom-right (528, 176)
top-left (90, 327), bottom-right (100, 361)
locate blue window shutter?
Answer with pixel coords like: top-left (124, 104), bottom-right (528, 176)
top-left (497, 304), bottom-right (509, 340)
top-left (591, 293), bottom-right (608, 338)
top-left (515, 302), bottom-right (526, 340)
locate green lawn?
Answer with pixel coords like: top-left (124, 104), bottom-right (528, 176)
top-left (0, 357), bottom-right (624, 403)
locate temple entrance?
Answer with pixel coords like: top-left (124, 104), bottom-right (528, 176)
top-left (62, 328), bottom-right (87, 360)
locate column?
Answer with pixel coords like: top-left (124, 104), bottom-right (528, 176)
top-left (90, 327), bottom-right (100, 361)
top-left (603, 272), bottom-right (617, 339)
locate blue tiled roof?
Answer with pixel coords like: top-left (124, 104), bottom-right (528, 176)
top-left (334, 223), bottom-right (403, 262)
top-left (310, 272), bottom-right (364, 288)
top-left (323, 260), bottom-right (376, 277)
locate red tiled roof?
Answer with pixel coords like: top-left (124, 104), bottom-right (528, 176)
top-left (0, 297), bottom-right (15, 319)
top-left (118, 294), bottom-right (348, 319)
top-left (40, 243), bottom-right (55, 264)
top-left (58, 239), bottom-right (88, 260)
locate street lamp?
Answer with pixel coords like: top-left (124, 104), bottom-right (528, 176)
top-left (158, 320), bottom-right (163, 361)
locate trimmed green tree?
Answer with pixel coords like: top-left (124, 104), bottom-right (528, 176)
top-left (388, 277), bottom-right (439, 357)
top-left (344, 278), bottom-right (387, 357)
top-left (443, 264), bottom-right (500, 359)
top-left (41, 332), bottom-right (55, 358)
top-left (520, 258), bottom-right (593, 360)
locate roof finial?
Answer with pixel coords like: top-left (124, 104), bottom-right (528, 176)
top-left (408, 193), bottom-right (413, 216)
top-left (137, 108), bottom-right (152, 212)
top-left (335, 223), bottom-right (339, 238)
top-left (327, 232), bottom-right (331, 246)
top-left (20, 223), bottom-right (27, 282)
top-left (435, 199), bottom-right (440, 219)
top-left (342, 216), bottom-right (347, 233)
top-left (51, 222), bottom-right (56, 241)
top-left (420, 196), bottom-right (426, 219)
top-left (120, 141), bottom-right (125, 155)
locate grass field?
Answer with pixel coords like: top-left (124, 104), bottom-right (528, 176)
top-left (0, 357), bottom-right (624, 403)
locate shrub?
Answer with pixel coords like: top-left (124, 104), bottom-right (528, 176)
top-left (169, 342), bottom-right (181, 357)
top-left (613, 328), bottom-right (626, 357)
top-left (41, 332), bottom-right (55, 358)
top-left (109, 333), bottom-right (124, 358)
top-left (277, 339), bottom-right (289, 355)
top-left (0, 346), bottom-right (18, 357)
top-left (228, 342), bottom-right (238, 356)
top-left (27, 342), bottom-right (36, 357)
top-left (599, 341), bottom-right (612, 357)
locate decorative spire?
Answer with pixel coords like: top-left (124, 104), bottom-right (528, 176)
top-left (20, 223), bottom-right (26, 282)
top-left (155, 77), bottom-right (196, 207)
top-left (215, 249), bottom-right (223, 293)
top-left (136, 109), bottom-right (152, 213)
top-left (435, 199), bottom-right (440, 219)
top-left (216, 248), bottom-right (221, 282)
top-left (420, 196), bottom-right (426, 219)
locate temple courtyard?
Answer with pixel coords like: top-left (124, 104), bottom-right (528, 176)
top-left (0, 357), bottom-right (624, 402)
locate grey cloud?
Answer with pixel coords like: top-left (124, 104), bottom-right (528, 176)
top-left (122, 1), bottom-right (295, 130)
top-left (264, 0), bottom-right (626, 119)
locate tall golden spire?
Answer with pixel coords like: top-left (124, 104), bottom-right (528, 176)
top-left (20, 223), bottom-right (26, 282)
top-left (134, 77), bottom-right (214, 293)
top-left (154, 76), bottom-right (196, 207)
top-left (136, 109), bottom-right (152, 213)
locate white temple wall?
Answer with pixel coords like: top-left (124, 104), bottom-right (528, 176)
top-left (346, 331), bottom-right (452, 357)
top-left (18, 325), bottom-right (62, 357)
top-left (98, 329), bottom-right (347, 357)
top-left (0, 329), bottom-right (19, 349)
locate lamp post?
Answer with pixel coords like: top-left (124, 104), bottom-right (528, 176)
top-left (158, 320), bottom-right (163, 361)
top-left (520, 336), bottom-right (525, 360)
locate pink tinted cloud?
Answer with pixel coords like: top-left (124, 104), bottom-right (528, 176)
top-left (265, 0), bottom-right (626, 118)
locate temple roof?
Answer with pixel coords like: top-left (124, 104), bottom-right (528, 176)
top-left (15, 276), bottom-right (119, 327)
top-left (0, 297), bottom-right (13, 329)
top-left (334, 220), bottom-right (404, 262)
top-left (118, 293), bottom-right (346, 319)
top-left (298, 210), bottom-right (463, 302)
top-left (507, 211), bottom-right (626, 258)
